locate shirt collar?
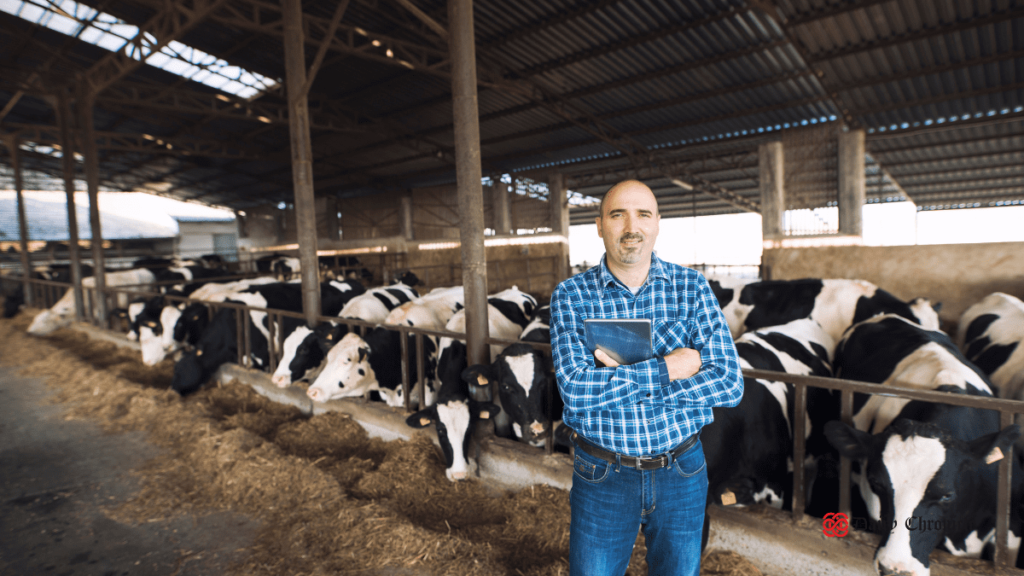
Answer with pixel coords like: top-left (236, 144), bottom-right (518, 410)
top-left (596, 252), bottom-right (669, 298)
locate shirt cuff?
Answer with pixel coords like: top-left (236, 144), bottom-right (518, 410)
top-left (656, 355), bottom-right (670, 386)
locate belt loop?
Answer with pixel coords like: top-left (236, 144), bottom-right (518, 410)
top-left (665, 450), bottom-right (674, 467)
top-left (614, 452), bottom-right (621, 473)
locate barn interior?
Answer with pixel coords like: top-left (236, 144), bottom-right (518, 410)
top-left (2, 0), bottom-right (1024, 574)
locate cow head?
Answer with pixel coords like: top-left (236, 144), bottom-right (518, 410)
top-left (307, 332), bottom-right (376, 402)
top-left (826, 419), bottom-right (1020, 576)
top-left (464, 343), bottom-right (554, 447)
top-left (909, 298), bottom-right (942, 331)
top-left (173, 303), bottom-right (209, 347)
top-left (405, 393), bottom-right (500, 482)
top-left (272, 323), bottom-right (345, 388)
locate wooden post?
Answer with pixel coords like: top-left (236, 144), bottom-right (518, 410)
top-left (548, 173), bottom-right (570, 283)
top-left (759, 141), bottom-right (785, 240)
top-left (78, 84), bottom-right (106, 324)
top-left (56, 89), bottom-right (85, 321)
top-left (838, 129), bottom-right (866, 237)
top-left (6, 136), bottom-right (33, 306)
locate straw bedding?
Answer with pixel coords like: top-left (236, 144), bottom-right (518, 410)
top-left (0, 309), bottom-right (762, 576)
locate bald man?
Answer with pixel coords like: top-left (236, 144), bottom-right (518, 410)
top-left (550, 180), bottom-right (743, 576)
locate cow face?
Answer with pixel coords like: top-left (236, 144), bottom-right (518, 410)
top-left (307, 333), bottom-right (376, 402)
top-left (465, 344), bottom-right (553, 447)
top-left (405, 398), bottom-right (500, 481)
top-left (272, 326), bottom-right (314, 387)
top-left (826, 419), bottom-right (1020, 576)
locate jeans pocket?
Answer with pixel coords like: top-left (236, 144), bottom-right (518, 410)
top-left (573, 450), bottom-right (610, 483)
top-left (673, 441), bottom-right (707, 478)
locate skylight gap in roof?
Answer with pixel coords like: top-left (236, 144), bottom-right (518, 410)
top-left (0, 0), bottom-right (279, 99)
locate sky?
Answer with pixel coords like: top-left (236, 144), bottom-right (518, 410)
top-left (569, 203), bottom-right (1024, 268)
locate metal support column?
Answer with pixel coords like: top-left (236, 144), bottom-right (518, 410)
top-left (548, 173), bottom-right (570, 283)
top-left (759, 141), bottom-right (785, 240)
top-left (78, 85), bottom-right (106, 323)
top-left (400, 193), bottom-right (414, 241)
top-left (491, 177), bottom-right (511, 235)
top-left (282, 0), bottom-right (321, 327)
top-left (56, 89), bottom-right (85, 321)
top-left (838, 128), bottom-right (866, 237)
top-left (449, 0), bottom-right (488, 367)
top-left (7, 137), bottom-right (33, 306)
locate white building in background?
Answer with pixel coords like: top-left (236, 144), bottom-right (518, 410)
top-left (173, 215), bottom-right (239, 262)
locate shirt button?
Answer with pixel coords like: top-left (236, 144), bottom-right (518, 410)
top-left (646, 393), bottom-right (652, 398)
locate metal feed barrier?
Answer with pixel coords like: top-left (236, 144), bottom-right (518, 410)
top-left (9, 274), bottom-right (1024, 568)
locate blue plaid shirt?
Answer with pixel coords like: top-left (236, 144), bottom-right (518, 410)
top-left (551, 253), bottom-right (743, 457)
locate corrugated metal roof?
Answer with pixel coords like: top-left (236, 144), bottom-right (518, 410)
top-left (0, 0), bottom-right (1021, 216)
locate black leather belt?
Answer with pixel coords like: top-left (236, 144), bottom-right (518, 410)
top-left (570, 430), bottom-right (700, 470)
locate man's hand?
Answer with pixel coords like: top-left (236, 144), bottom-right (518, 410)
top-left (665, 347), bottom-right (701, 380)
top-left (594, 348), bottom-right (619, 368)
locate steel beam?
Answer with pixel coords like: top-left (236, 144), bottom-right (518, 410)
top-left (56, 90), bottom-right (85, 321)
top-left (282, 0), bottom-right (322, 328)
top-left (78, 86), bottom-right (106, 323)
top-left (449, 0), bottom-right (488, 368)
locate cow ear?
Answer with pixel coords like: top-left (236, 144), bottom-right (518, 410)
top-left (824, 420), bottom-right (875, 460)
top-left (932, 302), bottom-right (943, 313)
top-left (968, 425), bottom-right (1020, 465)
top-left (405, 408), bottom-right (435, 428)
top-left (461, 363), bottom-right (495, 386)
top-left (357, 347), bottom-right (368, 363)
top-left (471, 401), bottom-right (501, 420)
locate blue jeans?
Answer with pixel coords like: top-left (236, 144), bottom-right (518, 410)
top-left (569, 439), bottom-right (708, 576)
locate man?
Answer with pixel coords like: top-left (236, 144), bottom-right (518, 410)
top-left (550, 179), bottom-right (743, 576)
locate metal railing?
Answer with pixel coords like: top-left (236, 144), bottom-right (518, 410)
top-left (10, 274), bottom-right (1024, 567)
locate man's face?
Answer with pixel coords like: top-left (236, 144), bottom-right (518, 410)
top-left (596, 183), bottom-right (660, 266)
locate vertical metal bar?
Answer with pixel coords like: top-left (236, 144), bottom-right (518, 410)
top-left (399, 326), bottom-right (410, 410)
top-left (995, 410), bottom-right (1013, 566)
top-left (449, 0), bottom-right (489, 368)
top-left (282, 0), bottom-right (322, 329)
top-left (267, 311), bottom-right (278, 373)
top-left (56, 89), bottom-right (85, 321)
top-left (839, 389), bottom-right (853, 517)
top-left (78, 85), bottom-right (106, 324)
top-left (235, 307), bottom-right (244, 366)
top-left (415, 332), bottom-right (426, 412)
top-left (791, 382), bottom-right (807, 521)
top-left (243, 309), bottom-right (252, 369)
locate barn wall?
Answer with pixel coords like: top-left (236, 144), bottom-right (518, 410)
top-left (762, 242), bottom-right (1024, 326)
top-left (339, 185), bottom-right (553, 241)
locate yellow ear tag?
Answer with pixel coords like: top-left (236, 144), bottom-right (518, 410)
top-left (196, 349), bottom-right (203, 357)
top-left (477, 374), bottom-right (488, 385)
top-left (986, 447), bottom-right (1004, 464)
top-left (419, 417), bottom-right (431, 426)
top-left (326, 334), bottom-right (333, 340)
top-left (721, 490), bottom-right (737, 506)
top-left (479, 410), bottom-right (490, 420)
top-left (147, 321), bottom-right (157, 327)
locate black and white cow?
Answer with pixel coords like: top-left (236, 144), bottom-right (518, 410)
top-left (461, 342), bottom-right (561, 448)
top-left (405, 348), bottom-right (501, 482)
top-left (305, 326), bottom-right (437, 407)
top-left (714, 278), bottom-right (940, 343)
top-left (519, 304), bottom-right (551, 344)
top-left (28, 267), bottom-right (157, 335)
top-left (703, 318), bottom-right (836, 517)
top-left (337, 280), bottom-right (419, 324)
top-left (432, 286), bottom-right (538, 437)
top-left (957, 292), bottom-right (1024, 406)
top-left (271, 322), bottom-right (348, 388)
top-left (170, 282), bottom-right (310, 395)
top-left (824, 313), bottom-right (1022, 574)
top-left (2, 264), bottom-right (96, 319)
top-left (382, 285), bottom-right (464, 328)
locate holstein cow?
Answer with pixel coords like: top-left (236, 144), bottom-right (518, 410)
top-left (171, 282), bottom-right (311, 395)
top-left (124, 265), bottom-right (230, 342)
top-left (405, 351), bottom-right (501, 481)
top-left (519, 304), bottom-right (551, 344)
top-left (461, 342), bottom-right (562, 448)
top-left (28, 267), bottom-right (157, 335)
top-left (699, 319), bottom-right (835, 549)
top-left (957, 292), bottom-right (1024, 409)
top-left (432, 286), bottom-right (537, 437)
top-left (336, 278), bottom-right (420, 324)
top-left (273, 285), bottom-right (460, 389)
top-left (3, 264), bottom-right (95, 319)
top-left (825, 313), bottom-right (1022, 574)
top-left (715, 278), bottom-right (940, 343)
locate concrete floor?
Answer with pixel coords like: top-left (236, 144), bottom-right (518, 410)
top-left (0, 366), bottom-right (258, 576)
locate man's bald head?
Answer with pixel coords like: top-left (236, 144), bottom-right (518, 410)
top-left (598, 180), bottom-right (659, 218)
